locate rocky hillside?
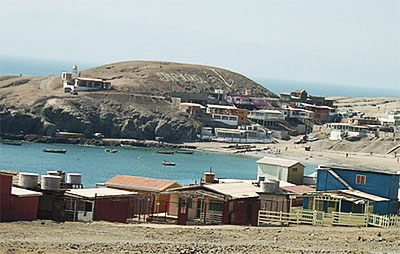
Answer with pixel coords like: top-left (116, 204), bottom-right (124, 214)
top-left (0, 61), bottom-right (276, 142)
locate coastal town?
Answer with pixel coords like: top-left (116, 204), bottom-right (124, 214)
top-left (1, 70), bottom-right (399, 231)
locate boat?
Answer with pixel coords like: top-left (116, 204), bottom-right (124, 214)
top-left (175, 150), bottom-right (194, 154)
top-left (105, 149), bottom-right (118, 153)
top-left (162, 160), bottom-right (176, 166)
top-left (157, 150), bottom-right (175, 154)
top-left (42, 148), bottom-right (67, 154)
top-left (2, 140), bottom-right (23, 146)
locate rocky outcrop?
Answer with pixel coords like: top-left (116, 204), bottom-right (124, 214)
top-left (0, 61), bottom-right (276, 142)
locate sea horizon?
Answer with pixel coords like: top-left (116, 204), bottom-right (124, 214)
top-left (1, 55), bottom-right (398, 98)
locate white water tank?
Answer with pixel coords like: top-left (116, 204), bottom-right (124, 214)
top-left (47, 170), bottom-right (65, 182)
top-left (18, 172), bottom-right (39, 189)
top-left (259, 180), bottom-right (279, 193)
top-left (41, 175), bottom-right (61, 191)
top-left (67, 173), bottom-right (82, 185)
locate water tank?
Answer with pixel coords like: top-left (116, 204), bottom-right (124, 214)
top-left (18, 172), bottom-right (39, 189)
top-left (67, 173), bottom-right (82, 185)
top-left (47, 170), bottom-right (65, 183)
top-left (204, 172), bottom-right (215, 183)
top-left (259, 180), bottom-right (279, 193)
top-left (41, 175), bottom-right (61, 191)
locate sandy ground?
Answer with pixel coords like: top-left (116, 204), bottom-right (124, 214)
top-left (1, 220), bottom-right (400, 254)
top-left (185, 138), bottom-right (400, 171)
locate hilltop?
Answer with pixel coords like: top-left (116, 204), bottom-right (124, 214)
top-left (0, 61), bottom-right (276, 142)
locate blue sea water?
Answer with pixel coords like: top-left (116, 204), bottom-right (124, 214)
top-left (0, 142), bottom-right (318, 187)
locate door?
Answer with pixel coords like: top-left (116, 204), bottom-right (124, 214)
top-left (177, 202), bottom-right (188, 225)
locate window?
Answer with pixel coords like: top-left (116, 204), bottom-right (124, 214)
top-left (208, 201), bottom-right (223, 212)
top-left (292, 167), bottom-right (298, 172)
top-left (356, 174), bottom-right (366, 184)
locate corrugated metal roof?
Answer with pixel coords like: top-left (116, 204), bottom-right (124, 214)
top-left (11, 187), bottom-right (42, 197)
top-left (203, 182), bottom-right (259, 199)
top-left (105, 175), bottom-right (180, 192)
top-left (257, 157), bottom-right (303, 168)
top-left (306, 190), bottom-right (388, 202)
top-left (281, 185), bottom-right (315, 194)
top-left (66, 188), bottom-right (136, 199)
top-left (340, 190), bottom-right (388, 202)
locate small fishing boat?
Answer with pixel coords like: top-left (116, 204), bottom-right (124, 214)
top-left (42, 148), bottom-right (67, 154)
top-left (162, 160), bottom-right (176, 166)
top-left (2, 140), bottom-right (23, 146)
top-left (105, 149), bottom-right (118, 153)
top-left (157, 150), bottom-right (175, 155)
top-left (175, 150), bottom-right (194, 154)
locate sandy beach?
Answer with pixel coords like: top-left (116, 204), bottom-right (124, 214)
top-left (185, 137), bottom-right (400, 170)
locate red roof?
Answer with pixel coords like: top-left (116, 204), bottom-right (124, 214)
top-left (281, 185), bottom-right (315, 194)
top-left (105, 175), bottom-right (180, 192)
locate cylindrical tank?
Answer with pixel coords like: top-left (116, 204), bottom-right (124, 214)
top-left (47, 170), bottom-right (65, 183)
top-left (41, 175), bottom-right (61, 191)
top-left (259, 180), bottom-right (279, 193)
top-left (204, 172), bottom-right (215, 183)
top-left (67, 173), bottom-right (82, 185)
top-left (18, 172), bottom-right (39, 189)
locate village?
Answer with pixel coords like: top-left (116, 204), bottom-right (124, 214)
top-left (1, 72), bottom-right (399, 229)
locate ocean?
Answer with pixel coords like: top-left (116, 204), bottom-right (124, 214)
top-left (1, 55), bottom-right (398, 97)
top-left (0, 142), bottom-right (318, 187)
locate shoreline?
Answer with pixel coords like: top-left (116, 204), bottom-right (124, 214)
top-left (3, 134), bottom-right (398, 170)
top-left (183, 139), bottom-right (399, 171)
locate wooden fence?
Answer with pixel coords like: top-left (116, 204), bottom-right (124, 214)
top-left (258, 209), bottom-right (400, 228)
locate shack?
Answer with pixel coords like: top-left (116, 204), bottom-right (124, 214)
top-left (104, 175), bottom-right (181, 215)
top-left (64, 188), bottom-right (137, 223)
top-left (0, 172), bottom-right (42, 222)
top-left (166, 179), bottom-right (260, 226)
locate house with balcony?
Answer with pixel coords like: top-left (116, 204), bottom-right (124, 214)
top-left (206, 104), bottom-right (248, 126)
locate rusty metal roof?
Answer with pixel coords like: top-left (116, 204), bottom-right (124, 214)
top-left (280, 185), bottom-right (315, 194)
top-left (105, 175), bottom-right (181, 192)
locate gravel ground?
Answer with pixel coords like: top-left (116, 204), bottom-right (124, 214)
top-left (1, 220), bottom-right (400, 253)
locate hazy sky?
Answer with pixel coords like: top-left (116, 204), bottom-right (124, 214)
top-left (1, 0), bottom-right (399, 90)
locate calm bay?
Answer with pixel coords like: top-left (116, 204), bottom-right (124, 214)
top-left (1, 142), bottom-right (318, 187)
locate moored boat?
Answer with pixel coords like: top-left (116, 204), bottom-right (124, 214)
top-left (162, 160), bottom-right (176, 166)
top-left (105, 149), bottom-right (118, 153)
top-left (175, 150), bottom-right (194, 154)
top-left (42, 148), bottom-right (67, 154)
top-left (157, 150), bottom-right (175, 154)
top-left (2, 140), bottom-right (23, 146)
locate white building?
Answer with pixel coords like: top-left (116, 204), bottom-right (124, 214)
top-left (256, 157), bottom-right (305, 185)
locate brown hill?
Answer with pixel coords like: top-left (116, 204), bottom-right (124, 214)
top-left (0, 61), bottom-right (276, 142)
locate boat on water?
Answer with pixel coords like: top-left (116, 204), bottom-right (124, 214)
top-left (105, 149), bottom-right (118, 153)
top-left (157, 150), bottom-right (175, 154)
top-left (175, 150), bottom-right (194, 154)
top-left (42, 148), bottom-right (67, 154)
top-left (162, 160), bottom-right (176, 166)
top-left (2, 140), bottom-right (23, 146)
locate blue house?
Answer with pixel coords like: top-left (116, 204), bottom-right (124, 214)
top-left (304, 165), bottom-right (399, 215)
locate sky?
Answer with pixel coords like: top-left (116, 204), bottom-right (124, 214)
top-left (0, 0), bottom-right (399, 90)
